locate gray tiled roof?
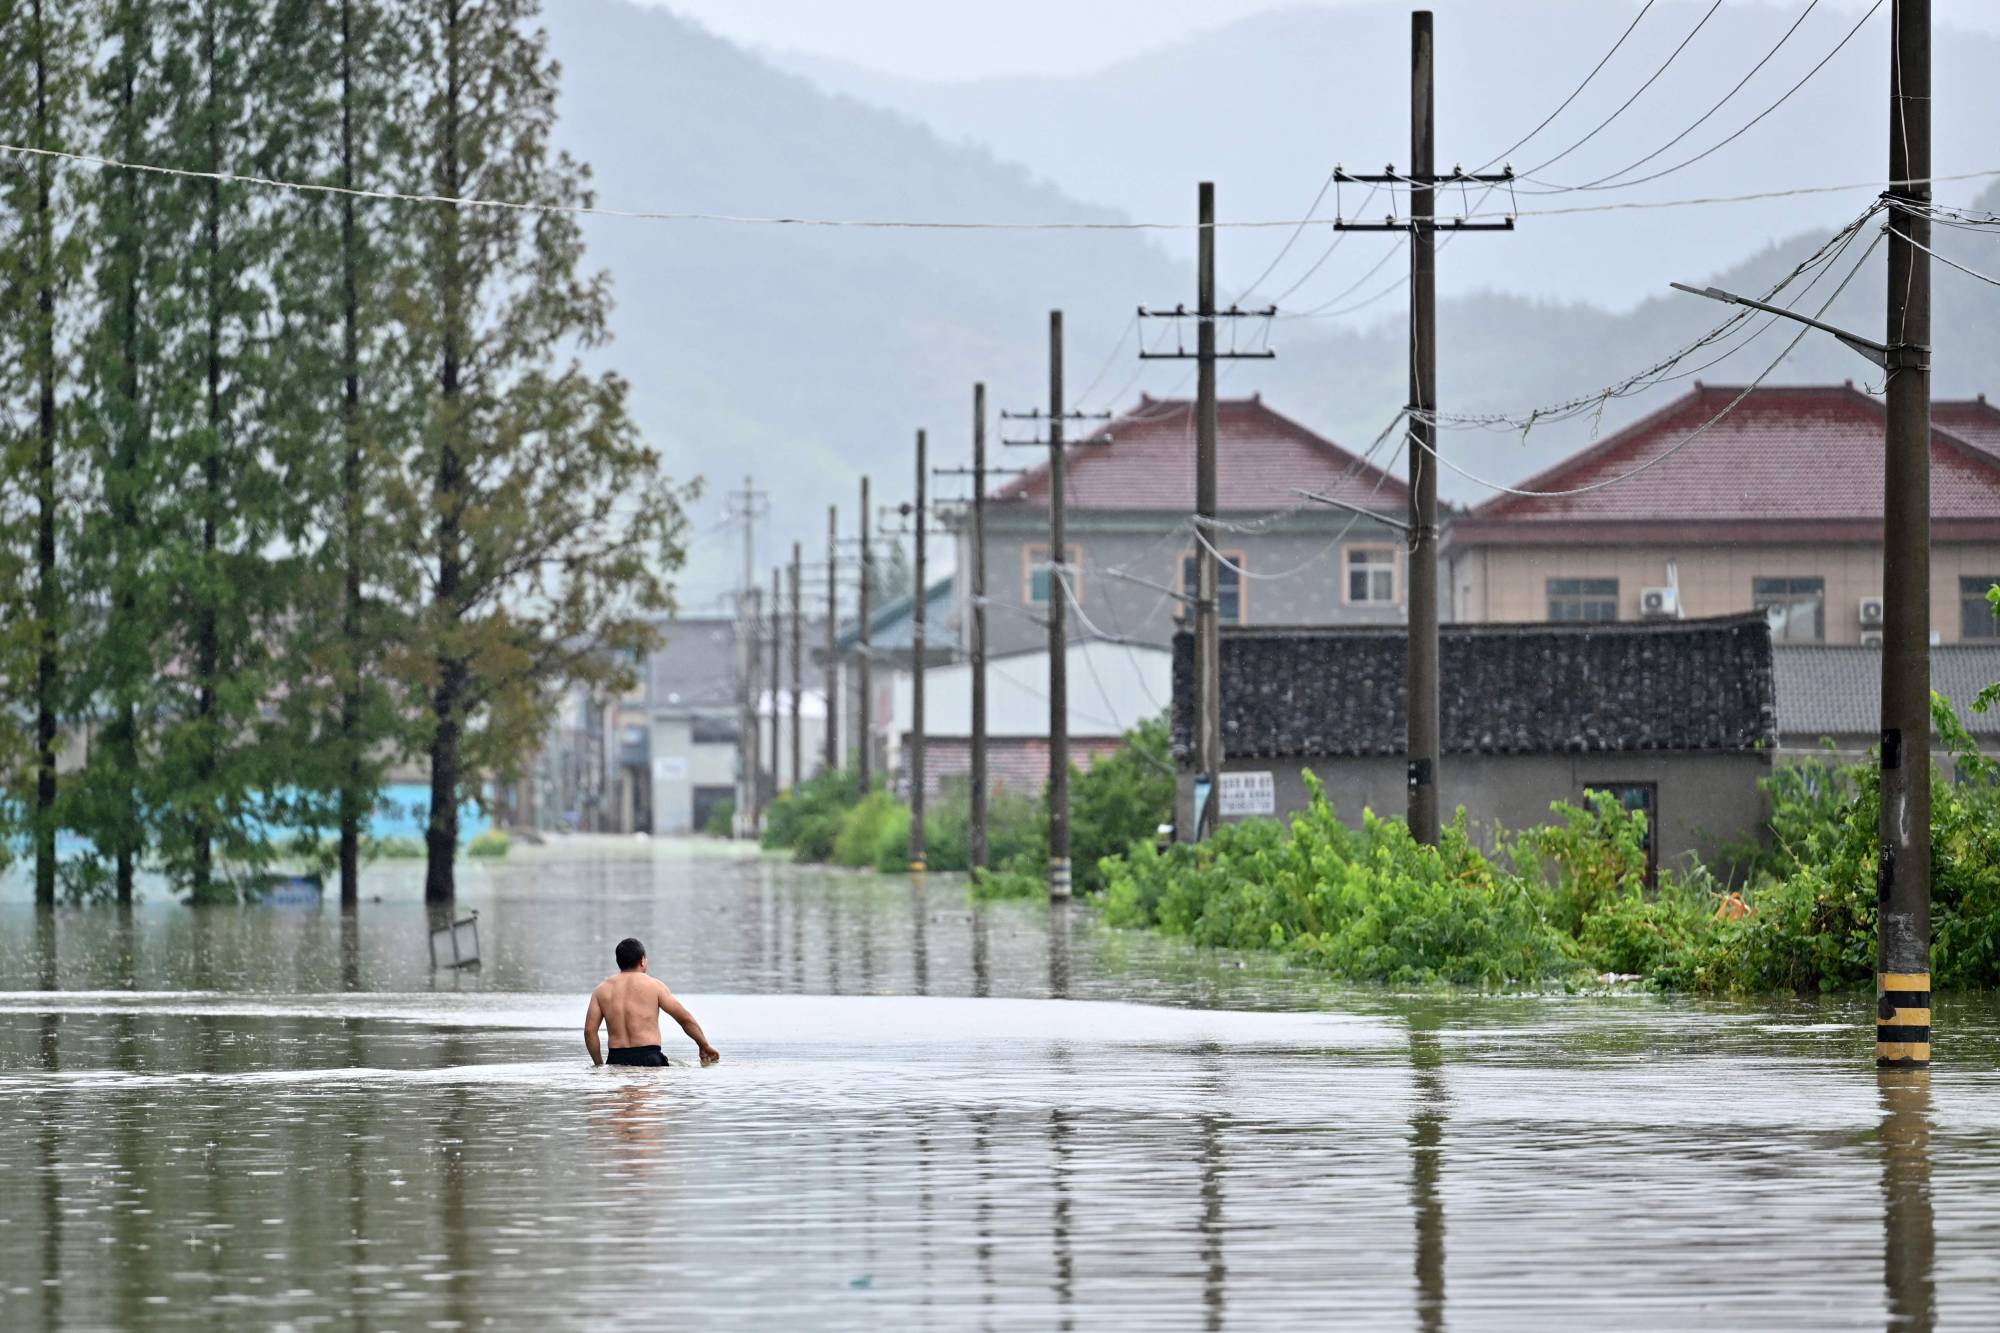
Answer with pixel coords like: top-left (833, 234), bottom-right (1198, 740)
top-left (1773, 645), bottom-right (2000, 739)
top-left (1177, 614), bottom-right (1776, 759)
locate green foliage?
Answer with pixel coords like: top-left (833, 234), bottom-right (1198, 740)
top-left (1069, 715), bottom-right (1175, 893)
top-left (833, 791), bottom-right (902, 869)
top-left (870, 801), bottom-right (915, 873)
top-left (702, 799), bottom-right (734, 839)
top-left (466, 828), bottom-right (511, 859)
top-left (970, 867), bottom-right (1044, 900)
top-left (913, 782), bottom-right (1043, 876)
top-left (762, 768), bottom-right (865, 861)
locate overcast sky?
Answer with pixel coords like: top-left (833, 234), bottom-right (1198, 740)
top-left (644, 0), bottom-right (1998, 81)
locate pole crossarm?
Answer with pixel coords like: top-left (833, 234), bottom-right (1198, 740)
top-left (1139, 349), bottom-right (1279, 360)
top-left (1292, 487), bottom-right (1413, 530)
top-left (934, 465), bottom-right (1030, 477)
top-left (1669, 281), bottom-right (1927, 369)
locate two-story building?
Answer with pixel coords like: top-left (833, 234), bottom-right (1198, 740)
top-left (970, 393), bottom-right (1414, 660)
top-left (1446, 383), bottom-right (2000, 645)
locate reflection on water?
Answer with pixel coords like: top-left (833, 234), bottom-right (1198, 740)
top-left (0, 842), bottom-right (1995, 1329)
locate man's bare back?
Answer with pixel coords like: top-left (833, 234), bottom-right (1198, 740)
top-left (584, 937), bottom-right (719, 1068)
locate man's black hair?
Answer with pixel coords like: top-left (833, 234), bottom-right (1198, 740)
top-left (615, 937), bottom-right (646, 971)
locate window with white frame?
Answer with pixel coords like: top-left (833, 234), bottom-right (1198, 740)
top-left (1344, 545), bottom-right (1398, 605)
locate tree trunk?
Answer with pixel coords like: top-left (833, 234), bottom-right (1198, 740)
top-left (337, 0), bottom-right (363, 911)
top-left (424, 0), bottom-right (466, 907)
top-left (31, 0), bottom-right (58, 909)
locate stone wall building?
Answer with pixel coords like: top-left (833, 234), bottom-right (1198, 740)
top-left (1173, 614), bottom-right (1777, 878)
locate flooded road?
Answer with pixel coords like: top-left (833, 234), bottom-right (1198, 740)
top-left (3, 839), bottom-right (1998, 1329)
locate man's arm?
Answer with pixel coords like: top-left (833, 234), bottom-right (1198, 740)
top-left (583, 991), bottom-right (604, 1066)
top-left (659, 984), bottom-right (720, 1065)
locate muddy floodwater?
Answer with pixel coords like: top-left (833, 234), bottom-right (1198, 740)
top-left (3, 840), bottom-right (1999, 1329)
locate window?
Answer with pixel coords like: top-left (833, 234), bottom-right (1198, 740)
top-left (1963, 576), bottom-right (2000, 640)
top-left (1547, 577), bottom-right (1618, 623)
top-left (1752, 576), bottom-right (1825, 643)
top-left (1584, 781), bottom-right (1658, 887)
top-left (1023, 544), bottom-right (1082, 606)
top-left (1179, 552), bottom-right (1245, 624)
top-left (1345, 546), bottom-right (1399, 605)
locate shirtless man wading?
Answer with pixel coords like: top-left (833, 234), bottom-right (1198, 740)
top-left (584, 937), bottom-right (720, 1068)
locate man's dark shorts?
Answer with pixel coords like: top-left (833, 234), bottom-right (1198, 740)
top-left (607, 1045), bottom-right (668, 1068)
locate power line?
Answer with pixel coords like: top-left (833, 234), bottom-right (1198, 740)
top-left (6, 138), bottom-right (1999, 230)
top-left (1468, 1), bottom-right (1659, 173)
top-left (1413, 221), bottom-right (1883, 500)
top-left (1519, 1), bottom-right (1883, 196)
top-left (1516, 1), bottom-right (1725, 180)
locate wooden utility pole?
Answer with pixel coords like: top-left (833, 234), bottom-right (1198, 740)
top-left (858, 474), bottom-right (873, 793)
top-left (909, 429), bottom-right (929, 872)
top-left (825, 505), bottom-right (839, 776)
top-left (744, 586), bottom-right (761, 832)
top-left (789, 542), bottom-right (803, 793)
top-left (1138, 188), bottom-right (1277, 843)
top-left (769, 564), bottom-right (782, 808)
top-left (970, 385), bottom-right (990, 871)
top-left (1878, 0), bottom-right (1932, 1067)
top-left (731, 476), bottom-right (765, 836)
top-left (1332, 12), bottom-right (1512, 847)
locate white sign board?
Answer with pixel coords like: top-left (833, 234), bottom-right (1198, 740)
top-left (653, 756), bottom-right (690, 784)
top-left (1218, 771), bottom-right (1276, 817)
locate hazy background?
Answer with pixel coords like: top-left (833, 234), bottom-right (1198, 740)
top-left (547, 1), bottom-right (2000, 605)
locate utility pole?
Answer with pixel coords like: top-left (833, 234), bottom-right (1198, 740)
top-left (1332, 12), bottom-right (1514, 847)
top-left (744, 586), bottom-right (761, 832)
top-left (858, 474), bottom-right (873, 793)
top-left (728, 476), bottom-right (767, 837)
top-left (790, 541), bottom-right (803, 794)
top-left (825, 505), bottom-right (839, 776)
top-left (1004, 321), bottom-right (1113, 899)
top-left (1667, 1), bottom-right (1931, 1066)
top-left (969, 387), bottom-right (989, 871)
top-left (769, 564), bottom-right (782, 806)
top-left (938, 386), bottom-right (1030, 872)
top-left (1139, 185), bottom-right (1278, 842)
top-left (908, 431), bottom-right (929, 871)
top-left (1878, 0), bottom-right (1932, 1067)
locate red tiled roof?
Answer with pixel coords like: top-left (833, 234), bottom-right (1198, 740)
top-left (995, 394), bottom-right (1407, 513)
top-left (1935, 396), bottom-right (2000, 461)
top-left (1451, 383), bottom-right (2000, 545)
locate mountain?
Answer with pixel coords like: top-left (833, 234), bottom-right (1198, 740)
top-left (770, 1), bottom-right (2000, 310)
top-left (543, 0), bottom-right (2000, 587)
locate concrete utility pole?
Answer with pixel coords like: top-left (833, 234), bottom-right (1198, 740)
top-left (909, 429), bottom-right (929, 872)
top-left (970, 385), bottom-right (990, 872)
top-left (769, 564), bottom-right (782, 805)
top-left (858, 474), bottom-right (873, 793)
top-left (1406, 15), bottom-right (1441, 848)
top-left (729, 475), bottom-right (766, 837)
top-left (1878, 0), bottom-right (1932, 1067)
top-left (1138, 187), bottom-right (1277, 843)
top-left (744, 586), bottom-right (761, 832)
top-left (1047, 313), bottom-right (1071, 900)
top-left (825, 505), bottom-right (839, 776)
top-left (790, 541), bottom-right (803, 793)
top-left (1332, 13), bottom-right (1513, 847)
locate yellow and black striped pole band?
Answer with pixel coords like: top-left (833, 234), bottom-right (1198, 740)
top-left (1877, 972), bottom-right (1931, 1066)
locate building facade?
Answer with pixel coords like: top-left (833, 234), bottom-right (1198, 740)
top-left (966, 394), bottom-right (1413, 659)
top-left (1173, 615), bottom-right (1778, 876)
top-left (1446, 384), bottom-right (2000, 645)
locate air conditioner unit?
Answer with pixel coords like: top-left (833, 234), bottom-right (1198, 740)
top-left (1640, 586), bottom-right (1679, 619)
top-left (1860, 630), bottom-right (1885, 648)
top-left (1859, 595), bottom-right (1885, 628)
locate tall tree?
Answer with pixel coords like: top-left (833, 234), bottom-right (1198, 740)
top-left (147, 0), bottom-right (305, 901)
top-left (72, 0), bottom-right (168, 904)
top-left (267, 0), bottom-right (418, 908)
top-left (395, 0), bottom-right (690, 904)
top-left (0, 0), bottom-right (88, 907)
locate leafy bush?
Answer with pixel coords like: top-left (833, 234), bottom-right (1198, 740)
top-left (702, 799), bottom-right (735, 838)
top-left (466, 828), bottom-right (512, 859)
top-left (871, 800), bottom-right (916, 872)
top-left (1070, 715), bottom-right (1175, 893)
top-left (833, 791), bottom-right (903, 869)
top-left (366, 835), bottom-right (425, 860)
top-left (762, 768), bottom-right (866, 862)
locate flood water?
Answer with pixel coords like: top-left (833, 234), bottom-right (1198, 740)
top-left (3, 839), bottom-right (1998, 1330)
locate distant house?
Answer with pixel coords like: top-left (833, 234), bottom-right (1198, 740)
top-left (1773, 643), bottom-right (2000, 771)
top-left (969, 394), bottom-right (1412, 660)
top-left (645, 616), bottom-right (742, 835)
top-left (1172, 614), bottom-right (1777, 876)
top-left (832, 576), bottom-right (957, 779)
top-left (891, 641), bottom-right (1173, 801)
top-left (1446, 384), bottom-right (2000, 645)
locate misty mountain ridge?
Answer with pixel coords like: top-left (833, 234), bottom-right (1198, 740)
top-left (544, 1), bottom-right (2000, 596)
